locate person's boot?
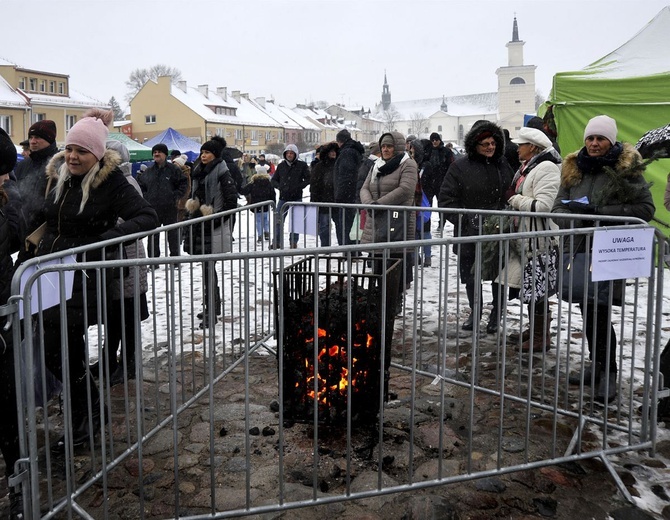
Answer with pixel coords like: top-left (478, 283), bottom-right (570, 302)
top-left (568, 362), bottom-right (602, 386)
top-left (462, 312), bottom-right (475, 331)
top-left (521, 314), bottom-right (553, 352)
top-left (55, 374), bottom-right (103, 449)
top-left (8, 487), bottom-right (23, 519)
top-left (486, 307), bottom-right (500, 334)
top-left (508, 328), bottom-right (532, 343)
top-left (595, 367), bottom-right (617, 403)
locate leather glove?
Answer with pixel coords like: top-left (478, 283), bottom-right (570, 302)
top-left (565, 201), bottom-right (598, 214)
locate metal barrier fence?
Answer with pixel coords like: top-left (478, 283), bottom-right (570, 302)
top-left (5, 202), bottom-right (666, 518)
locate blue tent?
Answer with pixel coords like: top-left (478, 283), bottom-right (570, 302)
top-left (143, 127), bottom-right (202, 162)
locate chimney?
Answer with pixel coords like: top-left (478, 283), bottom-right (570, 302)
top-left (231, 90), bottom-right (241, 102)
top-left (241, 93), bottom-right (249, 100)
top-left (197, 84), bottom-right (208, 98)
top-left (255, 97), bottom-right (266, 109)
top-left (216, 87), bottom-right (227, 102)
top-left (177, 80), bottom-right (187, 93)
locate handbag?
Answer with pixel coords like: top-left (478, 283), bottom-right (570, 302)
top-left (373, 209), bottom-right (406, 243)
top-left (25, 223), bottom-right (46, 251)
top-left (521, 217), bottom-right (558, 303)
top-left (559, 252), bottom-right (616, 306)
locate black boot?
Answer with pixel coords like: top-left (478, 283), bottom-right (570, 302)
top-left (55, 374), bottom-right (102, 449)
top-left (568, 363), bottom-right (602, 386)
top-left (462, 312), bottom-right (475, 331)
top-left (9, 488), bottom-right (23, 519)
top-left (595, 367), bottom-right (617, 403)
top-left (486, 307), bottom-right (500, 334)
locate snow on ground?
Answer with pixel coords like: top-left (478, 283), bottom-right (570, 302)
top-left (83, 203), bottom-right (670, 516)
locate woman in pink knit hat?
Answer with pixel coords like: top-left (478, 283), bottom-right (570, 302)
top-left (32, 109), bottom-right (159, 449)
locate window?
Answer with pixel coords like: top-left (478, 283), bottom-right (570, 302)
top-left (29, 78), bottom-right (37, 91)
top-left (235, 129), bottom-right (243, 140)
top-left (510, 77), bottom-right (526, 85)
top-left (515, 100), bottom-right (521, 104)
top-left (33, 113), bottom-right (46, 123)
top-left (18, 77), bottom-right (25, 90)
top-left (0, 115), bottom-right (11, 134)
top-left (407, 128), bottom-right (411, 135)
top-left (49, 81), bottom-right (56, 93)
top-left (58, 82), bottom-right (65, 94)
top-left (251, 130), bottom-right (258, 140)
top-left (65, 115), bottom-right (77, 131)
top-left (40, 80), bottom-right (46, 92)
top-left (265, 131), bottom-right (272, 141)
top-left (145, 115), bottom-right (156, 124)
top-left (438, 125), bottom-right (442, 132)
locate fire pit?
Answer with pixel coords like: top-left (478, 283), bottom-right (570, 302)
top-left (274, 257), bottom-right (401, 425)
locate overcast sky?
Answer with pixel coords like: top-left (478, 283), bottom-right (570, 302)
top-left (3, 0), bottom-right (668, 110)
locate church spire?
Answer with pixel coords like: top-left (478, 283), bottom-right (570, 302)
top-left (381, 70), bottom-right (391, 111)
top-left (440, 95), bottom-right (448, 113)
top-left (512, 16), bottom-right (519, 42)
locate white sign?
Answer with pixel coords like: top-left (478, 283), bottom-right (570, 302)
top-left (19, 255), bottom-right (76, 319)
top-left (591, 227), bottom-right (654, 282)
top-left (289, 205), bottom-right (318, 236)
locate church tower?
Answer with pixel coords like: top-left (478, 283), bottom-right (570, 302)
top-left (381, 71), bottom-right (392, 111)
top-left (495, 17), bottom-right (537, 136)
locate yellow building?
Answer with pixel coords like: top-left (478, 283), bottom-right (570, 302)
top-left (130, 77), bottom-right (286, 155)
top-left (0, 58), bottom-right (107, 145)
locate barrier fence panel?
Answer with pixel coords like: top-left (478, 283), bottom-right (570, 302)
top-left (4, 203), bottom-right (665, 518)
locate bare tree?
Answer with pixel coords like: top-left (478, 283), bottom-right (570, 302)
top-left (409, 112), bottom-right (429, 137)
top-left (125, 65), bottom-right (183, 103)
top-left (381, 105), bottom-right (401, 132)
top-left (535, 90), bottom-right (546, 110)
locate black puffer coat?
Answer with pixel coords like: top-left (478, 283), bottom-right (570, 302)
top-left (438, 120), bottom-right (514, 236)
top-left (137, 160), bottom-right (188, 213)
top-left (38, 150), bottom-right (159, 255)
top-left (239, 170), bottom-right (276, 213)
top-left (333, 138), bottom-right (364, 203)
top-left (310, 142), bottom-right (338, 211)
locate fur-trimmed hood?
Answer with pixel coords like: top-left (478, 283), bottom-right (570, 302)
top-left (560, 142), bottom-right (644, 188)
top-left (250, 171), bottom-right (271, 183)
top-left (45, 149), bottom-right (122, 213)
top-left (463, 120), bottom-right (505, 161)
top-left (46, 148), bottom-right (122, 187)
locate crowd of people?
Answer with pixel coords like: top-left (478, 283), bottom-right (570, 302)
top-left (0, 108), bottom-right (659, 517)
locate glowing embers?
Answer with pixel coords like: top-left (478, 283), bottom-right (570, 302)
top-left (276, 257), bottom-right (401, 426)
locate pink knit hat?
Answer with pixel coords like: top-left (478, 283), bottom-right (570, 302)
top-left (584, 115), bottom-right (618, 145)
top-left (65, 109), bottom-right (113, 160)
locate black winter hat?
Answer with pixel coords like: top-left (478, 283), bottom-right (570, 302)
top-left (152, 143), bottom-right (169, 156)
top-left (0, 128), bottom-right (17, 175)
top-left (200, 135), bottom-right (226, 158)
top-left (28, 120), bottom-right (57, 144)
top-left (429, 132), bottom-right (441, 142)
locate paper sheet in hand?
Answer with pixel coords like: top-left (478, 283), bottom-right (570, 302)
top-left (19, 254), bottom-right (76, 319)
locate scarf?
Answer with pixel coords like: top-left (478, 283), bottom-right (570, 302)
top-left (192, 157), bottom-right (222, 180)
top-left (370, 152), bottom-right (409, 184)
top-left (576, 142), bottom-right (622, 175)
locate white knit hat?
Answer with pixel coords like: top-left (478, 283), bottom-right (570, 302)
top-left (584, 115), bottom-right (618, 145)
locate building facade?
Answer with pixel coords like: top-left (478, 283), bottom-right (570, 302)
top-left (0, 58), bottom-right (107, 145)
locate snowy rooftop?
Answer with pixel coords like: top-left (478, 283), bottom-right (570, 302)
top-left (170, 83), bottom-right (283, 128)
top-left (0, 75), bottom-right (28, 108)
top-left (374, 92), bottom-right (499, 119)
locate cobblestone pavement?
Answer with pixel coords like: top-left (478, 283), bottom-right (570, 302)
top-left (1, 317), bottom-right (669, 520)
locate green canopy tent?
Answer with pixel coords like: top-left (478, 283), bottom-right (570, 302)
top-left (541, 6), bottom-right (670, 233)
top-left (107, 132), bottom-right (153, 162)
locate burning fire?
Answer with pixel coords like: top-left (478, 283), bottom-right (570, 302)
top-left (301, 327), bottom-right (374, 406)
